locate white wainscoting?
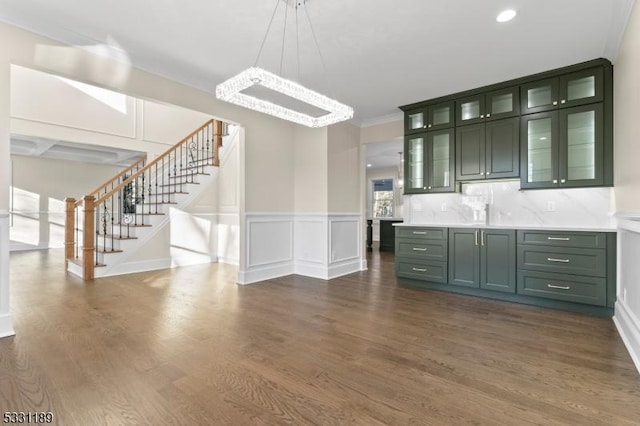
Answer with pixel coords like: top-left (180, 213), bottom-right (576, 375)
top-left (239, 213), bottom-right (363, 284)
top-left (614, 215), bottom-right (640, 375)
top-left (0, 211), bottom-right (15, 338)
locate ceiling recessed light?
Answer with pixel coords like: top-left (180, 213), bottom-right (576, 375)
top-left (496, 9), bottom-right (517, 23)
top-left (367, 163), bottom-right (372, 168)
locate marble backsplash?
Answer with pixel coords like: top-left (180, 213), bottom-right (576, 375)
top-left (406, 180), bottom-right (615, 229)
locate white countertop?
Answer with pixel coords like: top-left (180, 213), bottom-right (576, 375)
top-left (392, 223), bottom-right (616, 232)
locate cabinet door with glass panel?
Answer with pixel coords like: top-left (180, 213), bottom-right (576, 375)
top-left (405, 102), bottom-right (454, 134)
top-left (521, 67), bottom-right (603, 115)
top-left (521, 104), bottom-right (603, 189)
top-left (426, 128), bottom-right (455, 193)
top-left (404, 133), bottom-right (427, 193)
top-left (456, 86), bottom-right (519, 126)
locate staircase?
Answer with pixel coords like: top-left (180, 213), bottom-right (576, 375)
top-left (65, 119), bottom-right (228, 280)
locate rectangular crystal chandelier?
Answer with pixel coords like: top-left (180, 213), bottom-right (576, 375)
top-left (216, 67), bottom-right (353, 128)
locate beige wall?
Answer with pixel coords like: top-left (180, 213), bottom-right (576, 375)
top-left (11, 65), bottom-right (217, 155)
top-left (10, 155), bottom-right (122, 249)
top-left (294, 126), bottom-right (327, 212)
top-left (328, 122), bottom-right (361, 213)
top-left (360, 119), bottom-right (403, 145)
top-left (614, 2), bottom-right (640, 213)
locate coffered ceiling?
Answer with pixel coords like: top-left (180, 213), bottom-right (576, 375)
top-left (0, 0), bottom-right (635, 124)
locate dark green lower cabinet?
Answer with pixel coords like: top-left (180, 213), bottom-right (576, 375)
top-left (448, 229), bottom-right (480, 287)
top-left (480, 229), bottom-right (516, 293)
top-left (449, 228), bottom-right (516, 292)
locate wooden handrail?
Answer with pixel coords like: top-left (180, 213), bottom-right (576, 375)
top-left (95, 119), bottom-right (216, 204)
top-left (75, 157), bottom-right (147, 207)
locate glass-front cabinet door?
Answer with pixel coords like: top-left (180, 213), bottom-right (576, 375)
top-left (405, 107), bottom-right (427, 134)
top-left (559, 67), bottom-right (603, 108)
top-left (520, 112), bottom-right (559, 189)
top-left (456, 95), bottom-right (485, 126)
top-left (559, 104), bottom-right (603, 187)
top-left (427, 129), bottom-right (455, 192)
top-left (521, 78), bottom-right (559, 115)
top-left (428, 101), bottom-right (454, 130)
top-left (404, 133), bottom-right (426, 193)
top-left (486, 87), bottom-right (519, 121)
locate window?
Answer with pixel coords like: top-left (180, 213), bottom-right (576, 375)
top-left (372, 179), bottom-right (394, 218)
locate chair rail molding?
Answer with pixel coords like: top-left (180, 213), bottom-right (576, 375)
top-left (613, 213), bottom-right (640, 375)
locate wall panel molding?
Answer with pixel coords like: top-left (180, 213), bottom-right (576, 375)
top-left (614, 214), bottom-right (640, 375)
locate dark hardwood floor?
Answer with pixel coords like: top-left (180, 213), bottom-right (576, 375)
top-left (1, 247), bottom-right (639, 425)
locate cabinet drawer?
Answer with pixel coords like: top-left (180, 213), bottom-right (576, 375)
top-left (396, 241), bottom-right (447, 261)
top-left (517, 230), bottom-right (606, 249)
top-left (396, 227), bottom-right (447, 240)
top-left (396, 260), bottom-right (447, 283)
top-left (517, 245), bottom-right (606, 277)
top-left (517, 270), bottom-right (606, 306)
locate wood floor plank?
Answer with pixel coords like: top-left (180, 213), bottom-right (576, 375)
top-left (1, 247), bottom-right (639, 425)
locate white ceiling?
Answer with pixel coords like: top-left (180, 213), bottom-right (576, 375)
top-left (0, 0), bottom-right (635, 125)
top-left (366, 139), bottom-right (403, 170)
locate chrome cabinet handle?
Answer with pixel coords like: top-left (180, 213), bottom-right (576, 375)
top-left (412, 267), bottom-right (427, 272)
top-left (412, 247), bottom-right (427, 251)
top-left (486, 113), bottom-right (491, 118)
top-left (547, 237), bottom-right (570, 241)
top-left (553, 179), bottom-right (558, 184)
top-left (560, 179), bottom-right (566, 183)
top-left (428, 124), bottom-right (432, 128)
top-left (413, 231), bottom-right (427, 235)
top-left (560, 100), bottom-right (566, 104)
top-left (553, 101), bottom-right (558, 105)
top-left (480, 114), bottom-right (485, 118)
top-left (475, 230), bottom-right (479, 246)
top-left (486, 172), bottom-right (491, 175)
top-left (480, 172), bottom-right (485, 176)
top-left (547, 284), bottom-right (570, 290)
top-left (547, 257), bottom-right (570, 263)
top-left (481, 231), bottom-right (485, 246)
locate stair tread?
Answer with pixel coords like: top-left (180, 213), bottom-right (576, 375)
top-left (168, 173), bottom-right (210, 179)
top-left (103, 235), bottom-right (138, 240)
top-left (158, 182), bottom-right (199, 187)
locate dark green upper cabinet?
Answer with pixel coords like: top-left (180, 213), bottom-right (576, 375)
top-left (404, 129), bottom-right (455, 194)
top-left (456, 117), bottom-right (519, 181)
top-left (521, 67), bottom-right (603, 115)
top-left (405, 101), bottom-right (454, 134)
top-left (401, 58), bottom-right (612, 191)
top-left (521, 104), bottom-right (603, 189)
top-left (427, 129), bottom-right (456, 193)
top-left (456, 86), bottom-right (519, 126)
top-left (404, 133), bottom-right (426, 193)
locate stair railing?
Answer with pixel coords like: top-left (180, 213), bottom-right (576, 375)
top-left (65, 119), bottom-right (225, 279)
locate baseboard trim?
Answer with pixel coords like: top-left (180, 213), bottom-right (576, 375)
top-left (0, 314), bottom-right (15, 339)
top-left (237, 262), bottom-right (294, 285)
top-left (613, 300), bottom-right (640, 375)
top-left (99, 258), bottom-right (172, 277)
top-left (217, 256), bottom-right (239, 266)
top-left (294, 261), bottom-right (330, 280)
top-left (328, 259), bottom-right (363, 279)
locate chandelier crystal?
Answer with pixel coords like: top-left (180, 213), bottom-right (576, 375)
top-left (216, 67), bottom-right (353, 128)
top-left (215, 0), bottom-right (353, 128)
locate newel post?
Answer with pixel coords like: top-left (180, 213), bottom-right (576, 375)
top-left (213, 120), bottom-right (223, 166)
top-left (64, 198), bottom-right (76, 267)
top-left (82, 195), bottom-right (96, 280)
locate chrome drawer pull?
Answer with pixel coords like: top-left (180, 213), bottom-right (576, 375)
top-left (412, 247), bottom-right (427, 251)
top-left (547, 284), bottom-right (570, 290)
top-left (412, 267), bottom-right (427, 272)
top-left (547, 257), bottom-right (570, 263)
top-left (413, 231), bottom-right (427, 235)
top-left (547, 237), bottom-right (570, 241)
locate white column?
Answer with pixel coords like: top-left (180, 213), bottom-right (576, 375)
top-left (0, 61), bottom-right (15, 338)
